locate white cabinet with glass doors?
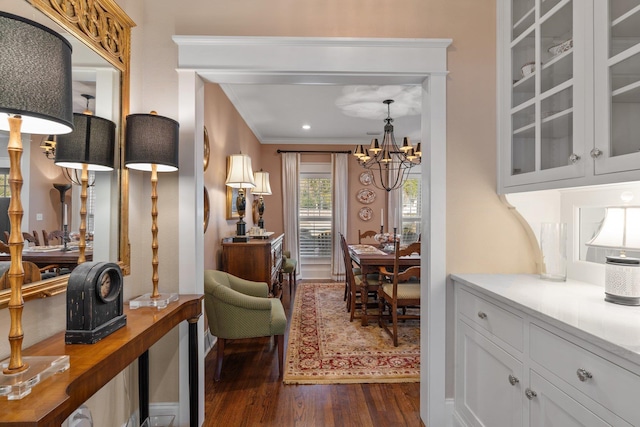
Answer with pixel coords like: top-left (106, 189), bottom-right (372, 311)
top-left (498, 0), bottom-right (640, 193)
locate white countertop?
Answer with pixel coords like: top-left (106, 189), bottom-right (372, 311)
top-left (451, 274), bottom-right (640, 366)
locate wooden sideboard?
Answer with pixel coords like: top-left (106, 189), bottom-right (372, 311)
top-left (0, 294), bottom-right (203, 426)
top-left (222, 233), bottom-right (284, 295)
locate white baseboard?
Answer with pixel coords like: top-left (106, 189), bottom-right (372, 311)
top-left (445, 398), bottom-right (457, 427)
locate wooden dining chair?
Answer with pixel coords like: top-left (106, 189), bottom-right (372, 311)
top-left (23, 232), bottom-right (39, 247)
top-left (358, 229), bottom-right (377, 244)
top-left (377, 240), bottom-right (421, 346)
top-left (340, 233), bottom-right (379, 322)
top-left (47, 230), bottom-right (65, 245)
top-left (41, 229), bottom-right (50, 246)
top-left (0, 261), bottom-right (41, 290)
top-left (31, 230), bottom-right (41, 246)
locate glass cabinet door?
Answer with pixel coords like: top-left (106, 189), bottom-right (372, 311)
top-left (594, 1), bottom-right (640, 174)
top-left (504, 0), bottom-right (583, 188)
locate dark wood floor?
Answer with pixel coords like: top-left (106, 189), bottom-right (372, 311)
top-left (204, 280), bottom-right (423, 427)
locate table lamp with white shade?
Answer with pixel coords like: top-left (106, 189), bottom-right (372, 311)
top-left (586, 206), bottom-right (640, 305)
top-left (0, 11), bottom-right (73, 397)
top-left (252, 170), bottom-right (272, 230)
top-left (225, 153), bottom-right (255, 242)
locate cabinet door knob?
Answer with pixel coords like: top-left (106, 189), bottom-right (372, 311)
top-left (508, 374), bottom-right (519, 386)
top-left (568, 153), bottom-right (581, 164)
top-left (477, 311), bottom-right (487, 319)
top-left (525, 388), bottom-right (537, 400)
top-left (590, 148), bottom-right (603, 159)
top-left (577, 368), bottom-right (593, 382)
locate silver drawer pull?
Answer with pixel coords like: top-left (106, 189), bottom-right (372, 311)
top-left (590, 148), bottom-right (602, 159)
top-left (508, 374), bottom-right (519, 386)
top-left (525, 388), bottom-right (537, 400)
top-left (577, 368), bottom-right (593, 382)
top-left (477, 311), bottom-right (487, 319)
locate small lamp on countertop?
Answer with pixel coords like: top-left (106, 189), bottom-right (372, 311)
top-left (586, 206), bottom-right (640, 305)
top-left (0, 11), bottom-right (73, 396)
top-left (125, 112), bottom-right (179, 309)
top-left (252, 170), bottom-right (272, 230)
top-left (226, 153), bottom-right (255, 242)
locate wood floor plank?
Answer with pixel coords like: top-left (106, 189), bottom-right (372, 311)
top-left (204, 281), bottom-right (423, 427)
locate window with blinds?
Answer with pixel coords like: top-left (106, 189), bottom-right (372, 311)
top-left (401, 170), bottom-right (421, 244)
top-left (299, 166), bottom-right (332, 258)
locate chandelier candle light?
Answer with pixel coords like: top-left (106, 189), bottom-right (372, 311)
top-left (353, 99), bottom-right (421, 192)
top-left (0, 11), bottom-right (74, 397)
top-left (125, 112), bottom-right (180, 309)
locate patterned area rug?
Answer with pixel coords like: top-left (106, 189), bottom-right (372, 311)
top-left (283, 282), bottom-right (420, 384)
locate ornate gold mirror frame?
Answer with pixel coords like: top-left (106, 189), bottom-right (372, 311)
top-left (0, 0), bottom-right (133, 308)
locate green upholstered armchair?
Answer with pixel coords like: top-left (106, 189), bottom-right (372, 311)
top-left (204, 270), bottom-right (287, 381)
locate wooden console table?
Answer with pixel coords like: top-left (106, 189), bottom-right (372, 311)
top-left (0, 294), bottom-right (203, 426)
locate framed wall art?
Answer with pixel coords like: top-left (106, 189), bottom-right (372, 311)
top-left (226, 186), bottom-right (239, 220)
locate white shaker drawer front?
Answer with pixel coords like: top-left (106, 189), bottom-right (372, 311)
top-left (457, 289), bottom-right (524, 352)
top-left (530, 324), bottom-right (640, 427)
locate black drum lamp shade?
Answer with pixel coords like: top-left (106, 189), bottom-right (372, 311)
top-left (125, 113), bottom-right (179, 171)
top-left (0, 11), bottom-right (73, 135)
top-left (55, 113), bottom-right (116, 171)
top-left (0, 10), bottom-right (74, 380)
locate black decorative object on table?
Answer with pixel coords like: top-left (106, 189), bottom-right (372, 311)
top-left (66, 262), bottom-right (126, 344)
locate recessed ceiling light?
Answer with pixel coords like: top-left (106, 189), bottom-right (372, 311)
top-left (302, 124), bottom-right (311, 130)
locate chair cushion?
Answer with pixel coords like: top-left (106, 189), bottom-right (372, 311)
top-left (354, 272), bottom-right (379, 286)
top-left (381, 283), bottom-right (421, 300)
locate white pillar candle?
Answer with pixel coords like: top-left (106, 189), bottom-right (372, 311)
top-left (64, 206), bottom-right (67, 226)
top-left (381, 209), bottom-right (384, 226)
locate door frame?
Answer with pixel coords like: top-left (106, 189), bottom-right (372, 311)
top-left (174, 35), bottom-right (450, 426)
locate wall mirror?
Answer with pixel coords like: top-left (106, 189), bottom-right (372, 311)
top-left (0, 0), bottom-right (133, 308)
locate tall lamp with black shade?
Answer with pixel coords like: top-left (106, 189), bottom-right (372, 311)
top-left (55, 112), bottom-right (116, 262)
top-left (125, 112), bottom-right (180, 309)
top-left (0, 11), bottom-right (73, 397)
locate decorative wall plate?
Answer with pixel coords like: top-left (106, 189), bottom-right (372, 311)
top-left (358, 207), bottom-right (373, 221)
top-left (203, 126), bottom-right (210, 171)
top-left (356, 188), bottom-right (376, 204)
top-left (359, 171), bottom-right (373, 186)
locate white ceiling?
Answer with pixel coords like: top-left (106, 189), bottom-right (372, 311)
top-left (220, 83), bottom-right (423, 146)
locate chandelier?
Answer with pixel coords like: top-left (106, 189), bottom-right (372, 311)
top-left (353, 99), bottom-right (421, 192)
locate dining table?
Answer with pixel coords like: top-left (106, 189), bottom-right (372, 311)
top-left (0, 245), bottom-right (93, 271)
top-left (348, 243), bottom-right (421, 326)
